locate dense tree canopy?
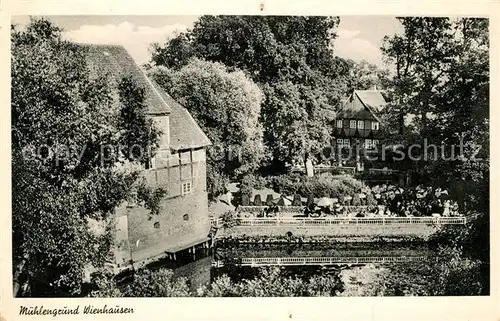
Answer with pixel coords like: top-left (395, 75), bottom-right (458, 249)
top-left (381, 17), bottom-right (489, 212)
top-left (150, 16), bottom-right (351, 169)
top-left (12, 18), bottom-right (159, 296)
top-left (345, 59), bottom-right (390, 92)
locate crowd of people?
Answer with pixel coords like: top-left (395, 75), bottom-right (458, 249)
top-left (250, 184), bottom-right (462, 218)
top-left (367, 184), bottom-right (461, 218)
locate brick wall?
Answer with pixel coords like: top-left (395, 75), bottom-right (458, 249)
top-left (114, 153), bottom-right (210, 265)
top-left (126, 190), bottom-right (210, 262)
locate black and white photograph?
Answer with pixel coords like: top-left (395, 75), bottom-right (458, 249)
top-left (9, 13), bottom-right (490, 301)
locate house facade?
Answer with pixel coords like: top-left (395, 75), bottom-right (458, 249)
top-left (82, 44), bottom-right (211, 271)
top-left (333, 90), bottom-right (386, 160)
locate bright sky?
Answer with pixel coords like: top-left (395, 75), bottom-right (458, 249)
top-left (11, 15), bottom-right (403, 67)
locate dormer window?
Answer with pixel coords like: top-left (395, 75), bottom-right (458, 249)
top-left (336, 119), bottom-right (343, 128)
top-left (357, 120), bottom-right (364, 129)
top-left (350, 120), bottom-right (356, 129)
top-left (372, 121), bottom-right (380, 130)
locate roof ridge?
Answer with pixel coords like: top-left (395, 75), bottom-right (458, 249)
top-left (140, 72), bottom-right (171, 115)
top-left (75, 42), bottom-right (126, 48)
top-left (354, 91), bottom-right (382, 123)
top-left (182, 105), bottom-right (211, 145)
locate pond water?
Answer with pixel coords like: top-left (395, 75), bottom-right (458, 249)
top-left (134, 243), bottom-right (439, 293)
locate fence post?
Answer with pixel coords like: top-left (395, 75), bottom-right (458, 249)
top-left (382, 217), bottom-right (385, 226)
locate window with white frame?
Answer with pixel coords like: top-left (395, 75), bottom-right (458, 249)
top-left (343, 139), bottom-right (350, 147)
top-left (371, 121), bottom-right (380, 130)
top-left (336, 139), bottom-right (344, 148)
top-left (350, 120), bottom-right (356, 129)
top-left (336, 119), bottom-right (343, 128)
top-left (357, 120), bottom-right (364, 129)
top-left (182, 181), bottom-right (193, 195)
top-left (365, 139), bottom-right (373, 149)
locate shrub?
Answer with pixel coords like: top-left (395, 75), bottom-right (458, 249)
top-left (125, 268), bottom-right (190, 297)
top-left (254, 194), bottom-right (262, 206)
top-left (352, 193), bottom-right (361, 206)
top-left (265, 194), bottom-right (274, 206)
top-left (366, 193), bottom-right (377, 206)
top-left (241, 194), bottom-right (250, 206)
top-left (292, 194), bottom-right (302, 206)
top-left (306, 195), bottom-right (315, 207)
top-left (266, 173), bottom-right (365, 199)
top-left (220, 211), bottom-right (238, 228)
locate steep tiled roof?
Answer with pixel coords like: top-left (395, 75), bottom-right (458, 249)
top-left (80, 44), bottom-right (171, 115)
top-left (338, 90), bottom-right (386, 122)
top-left (165, 93), bottom-right (212, 150)
top-left (355, 90), bottom-right (387, 113)
top-left (79, 43), bottom-right (210, 150)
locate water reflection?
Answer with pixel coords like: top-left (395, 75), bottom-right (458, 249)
top-left (146, 243), bottom-right (438, 289)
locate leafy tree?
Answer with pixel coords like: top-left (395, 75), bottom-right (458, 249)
top-left (149, 59), bottom-right (265, 199)
top-left (345, 59), bottom-right (390, 92)
top-left (117, 75), bottom-right (161, 164)
top-left (381, 18), bottom-right (488, 205)
top-left (150, 31), bottom-right (195, 70)
top-left (381, 17), bottom-right (489, 293)
top-left (12, 18), bottom-right (159, 296)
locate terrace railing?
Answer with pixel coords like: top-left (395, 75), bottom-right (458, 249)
top-left (212, 256), bottom-right (429, 267)
top-left (235, 216), bottom-right (466, 226)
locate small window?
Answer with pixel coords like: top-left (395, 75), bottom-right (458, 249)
top-left (372, 121), bottom-right (380, 130)
top-left (336, 138), bottom-right (344, 148)
top-left (336, 119), bottom-right (343, 128)
top-left (343, 139), bottom-right (350, 147)
top-left (357, 120), bottom-right (364, 129)
top-left (373, 140), bottom-right (379, 147)
top-left (182, 181), bottom-right (192, 195)
top-left (365, 139), bottom-right (372, 149)
top-left (183, 214), bottom-right (189, 221)
top-left (153, 222), bottom-right (160, 229)
top-left (350, 120), bottom-right (356, 129)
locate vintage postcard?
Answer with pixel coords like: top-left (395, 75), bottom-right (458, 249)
top-left (1, 0), bottom-right (499, 320)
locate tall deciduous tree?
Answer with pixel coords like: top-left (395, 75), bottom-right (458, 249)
top-left (381, 18), bottom-right (489, 292)
top-left (150, 16), bottom-right (350, 169)
top-left (345, 59), bottom-right (390, 92)
top-left (381, 17), bottom-right (488, 210)
top-left (117, 75), bottom-right (161, 164)
top-left (12, 18), bottom-right (159, 296)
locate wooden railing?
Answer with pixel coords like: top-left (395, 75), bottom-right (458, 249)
top-left (212, 256), bottom-right (429, 267)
